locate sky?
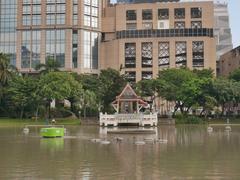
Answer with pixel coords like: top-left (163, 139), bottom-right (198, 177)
top-left (110, 0), bottom-right (240, 48)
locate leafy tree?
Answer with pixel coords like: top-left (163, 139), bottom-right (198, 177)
top-left (212, 78), bottom-right (236, 115)
top-left (136, 79), bottom-right (158, 111)
top-left (193, 68), bottom-right (214, 79)
top-left (7, 75), bottom-right (41, 119)
top-left (35, 57), bottom-right (61, 74)
top-left (98, 68), bottom-right (126, 113)
top-left (156, 68), bottom-right (196, 114)
top-left (80, 90), bottom-right (97, 118)
top-left (229, 68), bottom-right (240, 82)
top-left (38, 72), bottom-right (82, 118)
top-left (0, 53), bottom-right (17, 86)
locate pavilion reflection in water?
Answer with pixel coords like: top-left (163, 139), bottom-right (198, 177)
top-left (100, 84), bottom-right (158, 127)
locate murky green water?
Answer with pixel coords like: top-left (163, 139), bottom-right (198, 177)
top-left (0, 125), bottom-right (240, 179)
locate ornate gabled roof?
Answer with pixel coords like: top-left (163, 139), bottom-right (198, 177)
top-left (112, 83), bottom-right (148, 107)
top-left (117, 83), bottom-right (139, 100)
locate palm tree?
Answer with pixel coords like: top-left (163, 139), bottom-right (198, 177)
top-left (35, 57), bottom-right (61, 74)
top-left (0, 53), bottom-right (17, 86)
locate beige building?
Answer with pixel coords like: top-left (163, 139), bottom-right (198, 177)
top-left (101, 1), bottom-right (216, 82)
top-left (219, 46), bottom-right (240, 77)
top-left (16, 0), bottom-right (101, 74)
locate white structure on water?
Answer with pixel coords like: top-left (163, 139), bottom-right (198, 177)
top-left (100, 84), bottom-right (158, 127)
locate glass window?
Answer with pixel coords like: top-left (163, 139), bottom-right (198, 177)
top-left (191, 21), bottom-right (202, 29)
top-left (84, 15), bottom-right (91, 26)
top-left (192, 41), bottom-right (204, 67)
top-left (142, 42), bottom-right (153, 68)
top-left (175, 8), bottom-right (185, 19)
top-left (158, 9), bottom-right (169, 20)
top-left (191, 8), bottom-right (202, 18)
top-left (175, 42), bottom-right (187, 67)
top-left (142, 9), bottom-right (152, 20)
top-left (126, 10), bottom-right (137, 21)
top-left (175, 22), bottom-right (185, 29)
top-left (159, 42), bottom-right (170, 68)
top-left (125, 43), bottom-right (136, 68)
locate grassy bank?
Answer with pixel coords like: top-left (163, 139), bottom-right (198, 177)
top-left (0, 118), bottom-right (81, 127)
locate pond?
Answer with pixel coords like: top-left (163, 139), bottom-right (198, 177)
top-left (0, 125), bottom-right (240, 179)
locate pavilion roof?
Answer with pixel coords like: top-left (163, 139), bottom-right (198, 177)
top-left (112, 84), bottom-right (148, 106)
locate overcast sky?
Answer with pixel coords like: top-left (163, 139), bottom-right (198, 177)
top-left (110, 0), bottom-right (239, 48)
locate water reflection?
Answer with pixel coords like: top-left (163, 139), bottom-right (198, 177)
top-left (40, 138), bottom-right (64, 151)
top-left (0, 125), bottom-right (240, 179)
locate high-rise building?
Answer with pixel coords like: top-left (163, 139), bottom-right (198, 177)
top-left (0, 0), bottom-right (217, 78)
top-left (101, 0), bottom-right (216, 82)
top-left (0, 0), bottom-right (17, 66)
top-left (15, 0), bottom-right (101, 74)
top-left (214, 2), bottom-right (233, 75)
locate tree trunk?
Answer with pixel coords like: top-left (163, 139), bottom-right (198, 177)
top-left (20, 106), bottom-right (24, 119)
top-left (48, 100), bottom-right (51, 119)
top-left (35, 105), bottom-right (39, 122)
top-left (84, 106), bottom-right (87, 119)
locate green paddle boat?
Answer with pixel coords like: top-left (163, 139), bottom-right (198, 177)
top-left (40, 127), bottom-right (65, 138)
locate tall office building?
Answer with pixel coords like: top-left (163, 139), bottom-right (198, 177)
top-left (101, 0), bottom-right (216, 82)
top-left (0, 0), bottom-right (17, 66)
top-left (214, 2), bottom-right (233, 75)
top-left (15, 0), bottom-right (101, 74)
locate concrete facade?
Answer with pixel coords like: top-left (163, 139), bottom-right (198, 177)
top-left (101, 1), bottom-right (216, 82)
top-left (219, 46), bottom-right (240, 77)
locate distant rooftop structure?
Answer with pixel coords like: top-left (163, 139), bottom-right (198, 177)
top-left (117, 0), bottom-right (180, 4)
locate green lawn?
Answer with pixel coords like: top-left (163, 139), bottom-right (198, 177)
top-left (0, 118), bottom-right (81, 127)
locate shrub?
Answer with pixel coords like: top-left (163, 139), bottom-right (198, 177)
top-left (175, 114), bottom-right (205, 124)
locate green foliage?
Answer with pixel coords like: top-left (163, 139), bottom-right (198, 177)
top-left (175, 114), bottom-right (205, 124)
top-left (35, 57), bottom-right (61, 74)
top-left (98, 68), bottom-right (126, 112)
top-left (229, 68), bottom-right (240, 82)
top-left (0, 53), bottom-right (17, 86)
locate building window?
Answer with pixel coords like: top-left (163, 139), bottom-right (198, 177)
top-left (126, 23), bottom-right (137, 30)
top-left (142, 9), bottom-right (152, 20)
top-left (142, 22), bottom-right (152, 29)
top-left (191, 21), bottom-right (202, 29)
top-left (125, 43), bottom-right (136, 68)
top-left (126, 10), bottom-right (137, 21)
top-left (46, 0), bottom-right (66, 25)
top-left (175, 8), bottom-right (185, 19)
top-left (142, 71), bottom-right (152, 80)
top-left (159, 42), bottom-right (170, 68)
top-left (176, 42), bottom-right (187, 67)
top-left (142, 42), bottom-right (153, 68)
top-left (191, 8), bottom-right (202, 18)
top-left (72, 30), bottom-right (78, 68)
top-left (175, 22), bottom-right (185, 29)
top-left (158, 9), bottom-right (169, 20)
top-left (125, 71), bottom-right (136, 83)
top-left (46, 30), bottom-right (65, 67)
top-left (192, 41), bottom-right (204, 67)
top-left (83, 31), bottom-right (99, 69)
top-left (21, 30), bottom-right (41, 69)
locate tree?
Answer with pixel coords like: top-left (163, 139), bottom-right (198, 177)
top-left (80, 90), bottom-right (97, 118)
top-left (35, 57), bottom-right (61, 74)
top-left (156, 68), bottom-right (196, 114)
top-left (229, 68), bottom-right (240, 82)
top-left (212, 78), bottom-right (236, 115)
top-left (38, 72), bottom-right (82, 119)
top-left (136, 79), bottom-right (158, 112)
top-left (0, 53), bottom-right (17, 86)
top-left (98, 68), bottom-right (126, 113)
top-left (7, 75), bottom-right (41, 119)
